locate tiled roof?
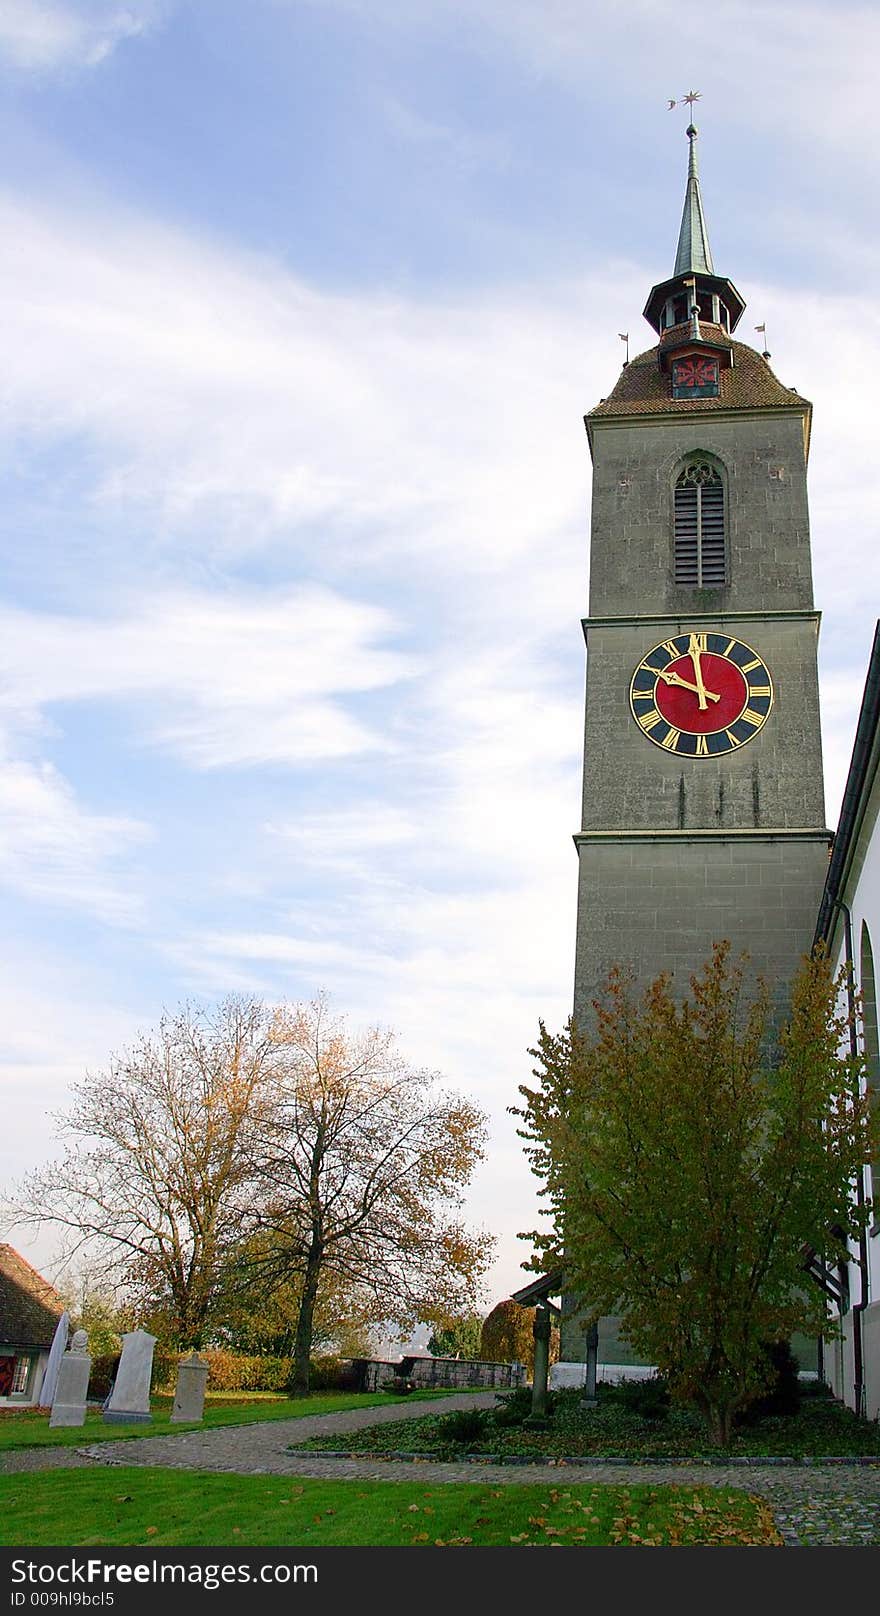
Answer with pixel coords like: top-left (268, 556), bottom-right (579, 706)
top-left (588, 337), bottom-right (811, 419)
top-left (0, 1244), bottom-right (65, 1350)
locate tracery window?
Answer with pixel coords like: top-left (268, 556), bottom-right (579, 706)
top-left (674, 460), bottom-right (726, 587)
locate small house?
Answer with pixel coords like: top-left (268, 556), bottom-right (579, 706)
top-left (0, 1244), bottom-right (65, 1406)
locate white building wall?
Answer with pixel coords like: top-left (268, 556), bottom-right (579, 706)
top-left (828, 767), bottom-right (880, 1418)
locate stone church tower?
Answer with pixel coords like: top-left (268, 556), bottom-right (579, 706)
top-left (574, 125), bottom-right (830, 1027)
top-left (561, 127), bottom-right (831, 1364)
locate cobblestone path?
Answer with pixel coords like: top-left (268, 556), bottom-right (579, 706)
top-left (4, 1394), bottom-right (879, 1545)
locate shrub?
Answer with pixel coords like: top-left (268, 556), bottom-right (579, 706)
top-left (491, 1386), bottom-right (533, 1427)
top-left (737, 1341), bottom-right (801, 1423)
top-left (437, 1407), bottom-right (490, 1445)
top-left (309, 1355), bottom-right (359, 1391)
top-left (613, 1375), bottom-right (671, 1421)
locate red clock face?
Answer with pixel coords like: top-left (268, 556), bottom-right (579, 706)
top-left (656, 651), bottom-right (745, 732)
top-left (672, 356), bottom-right (720, 399)
top-left (629, 632), bottom-right (773, 757)
top-left (674, 357), bottom-right (718, 389)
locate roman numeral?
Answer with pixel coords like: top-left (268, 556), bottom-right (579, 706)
top-left (638, 709), bottom-right (662, 731)
top-left (688, 632), bottom-right (708, 652)
top-left (749, 684), bottom-right (772, 698)
top-left (740, 708), bottom-right (765, 728)
top-left (695, 734), bottom-right (709, 756)
top-left (742, 657), bottom-right (762, 673)
top-left (723, 638), bottom-right (736, 656)
top-left (661, 726), bottom-right (681, 751)
top-left (632, 688), bottom-right (655, 700)
top-left (661, 639), bottom-right (681, 659)
top-left (725, 728), bottom-right (742, 748)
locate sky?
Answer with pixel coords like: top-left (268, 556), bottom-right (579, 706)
top-left (2, 0), bottom-right (879, 1320)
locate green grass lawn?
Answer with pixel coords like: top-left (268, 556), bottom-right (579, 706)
top-left (0, 1467), bottom-right (781, 1547)
top-left (0, 1390), bottom-right (456, 1452)
top-left (302, 1388), bottom-right (880, 1461)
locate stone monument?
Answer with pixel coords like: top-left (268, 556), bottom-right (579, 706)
top-left (49, 1329), bottom-right (90, 1428)
top-left (38, 1309), bottom-right (70, 1409)
top-left (170, 1351), bottom-right (210, 1423)
top-left (102, 1328), bottom-right (156, 1424)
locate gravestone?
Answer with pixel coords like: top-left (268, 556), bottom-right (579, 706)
top-left (102, 1328), bottom-right (156, 1424)
top-left (49, 1329), bottom-right (90, 1427)
top-left (170, 1351), bottom-right (209, 1423)
top-left (38, 1309), bottom-right (70, 1409)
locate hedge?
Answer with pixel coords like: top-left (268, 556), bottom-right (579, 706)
top-left (89, 1348), bottom-right (353, 1397)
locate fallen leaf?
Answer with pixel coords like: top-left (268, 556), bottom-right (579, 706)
top-left (407, 1505), bottom-right (420, 1513)
top-left (145, 1528), bottom-right (158, 1537)
top-left (114, 1496), bottom-right (132, 1504)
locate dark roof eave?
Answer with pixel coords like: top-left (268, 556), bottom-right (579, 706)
top-left (815, 621), bottom-right (880, 947)
top-left (511, 1268), bottom-right (564, 1307)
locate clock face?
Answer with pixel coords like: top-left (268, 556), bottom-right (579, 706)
top-left (672, 355), bottom-right (719, 398)
top-left (629, 631), bottom-right (773, 756)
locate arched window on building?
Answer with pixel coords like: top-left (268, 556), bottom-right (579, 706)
top-left (860, 920), bottom-right (879, 1210)
top-left (674, 460), bottom-right (726, 587)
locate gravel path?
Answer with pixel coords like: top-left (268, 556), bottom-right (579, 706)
top-left (4, 1394), bottom-right (880, 1546)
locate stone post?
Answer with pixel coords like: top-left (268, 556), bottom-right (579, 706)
top-left (583, 1320), bottom-right (598, 1407)
top-left (526, 1302), bottom-right (552, 1427)
top-left (49, 1330), bottom-right (91, 1428)
top-left (170, 1351), bottom-right (210, 1423)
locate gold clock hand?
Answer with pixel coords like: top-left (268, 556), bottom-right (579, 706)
top-left (688, 635), bottom-right (710, 711)
top-left (656, 668), bottom-right (721, 703)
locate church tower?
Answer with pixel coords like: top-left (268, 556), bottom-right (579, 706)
top-left (573, 125), bottom-right (831, 1033)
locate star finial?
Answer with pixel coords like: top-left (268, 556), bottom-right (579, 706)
top-left (682, 89), bottom-right (702, 109)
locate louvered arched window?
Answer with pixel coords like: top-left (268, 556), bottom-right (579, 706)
top-left (674, 460), bottom-right (726, 587)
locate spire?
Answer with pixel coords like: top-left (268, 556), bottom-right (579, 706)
top-left (673, 125), bottom-right (714, 277)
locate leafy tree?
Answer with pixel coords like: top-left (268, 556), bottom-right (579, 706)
top-left (427, 1312), bottom-right (484, 1359)
top-left (251, 996), bottom-right (494, 1393)
top-left (9, 998), bottom-right (279, 1347)
top-left (516, 944), bottom-right (875, 1444)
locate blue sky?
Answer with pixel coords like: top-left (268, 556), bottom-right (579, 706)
top-left (2, 0), bottom-right (879, 1311)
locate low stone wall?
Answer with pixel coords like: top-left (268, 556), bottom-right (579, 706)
top-left (351, 1356), bottom-right (526, 1392)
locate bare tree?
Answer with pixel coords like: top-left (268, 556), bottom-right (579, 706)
top-left (255, 997), bottom-right (495, 1393)
top-left (9, 997), bottom-right (279, 1347)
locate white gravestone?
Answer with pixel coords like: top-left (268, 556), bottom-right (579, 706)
top-left (38, 1310), bottom-right (70, 1408)
top-left (103, 1328), bottom-right (156, 1424)
top-left (49, 1329), bottom-right (91, 1427)
top-left (170, 1351), bottom-right (210, 1423)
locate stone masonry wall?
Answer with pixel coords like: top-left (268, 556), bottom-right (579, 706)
top-left (587, 411), bottom-right (812, 618)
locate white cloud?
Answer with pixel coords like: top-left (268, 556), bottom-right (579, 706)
top-left (0, 188), bottom-right (614, 577)
top-left (0, 753), bottom-right (149, 919)
top-left (305, 0), bottom-right (880, 168)
top-left (0, 1), bottom-right (155, 71)
top-left (0, 587), bottom-right (418, 769)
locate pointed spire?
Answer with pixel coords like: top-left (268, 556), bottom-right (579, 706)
top-left (673, 125), bottom-right (714, 278)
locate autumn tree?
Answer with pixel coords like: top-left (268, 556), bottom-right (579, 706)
top-left (516, 944), bottom-right (875, 1444)
top-left (9, 997), bottom-right (279, 1347)
top-left (479, 1298), bottom-right (558, 1374)
top-left (253, 996), bottom-right (494, 1394)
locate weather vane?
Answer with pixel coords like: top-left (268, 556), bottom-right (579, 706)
top-left (668, 89), bottom-right (702, 118)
